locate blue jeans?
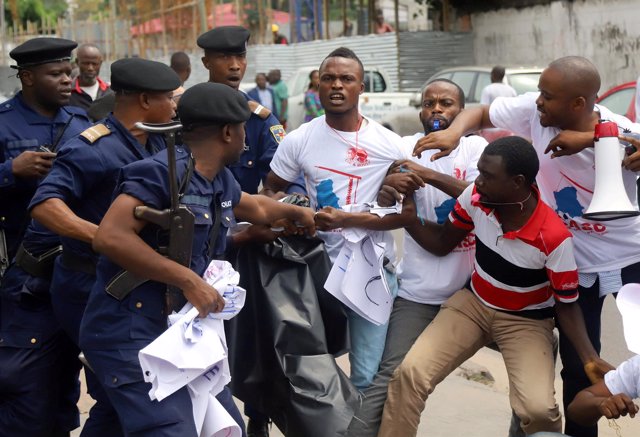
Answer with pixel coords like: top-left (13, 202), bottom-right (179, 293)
top-left (347, 269), bottom-right (398, 391)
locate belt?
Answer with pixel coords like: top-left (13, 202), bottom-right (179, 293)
top-left (15, 243), bottom-right (62, 279)
top-left (60, 251), bottom-right (97, 276)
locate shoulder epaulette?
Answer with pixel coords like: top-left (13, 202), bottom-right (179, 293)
top-left (247, 100), bottom-right (272, 120)
top-left (80, 123), bottom-right (111, 144)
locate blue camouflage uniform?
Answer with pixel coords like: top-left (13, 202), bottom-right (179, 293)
top-left (0, 93), bottom-right (89, 265)
top-left (28, 114), bottom-right (166, 437)
top-left (227, 93), bottom-right (284, 194)
top-left (79, 147), bottom-right (245, 436)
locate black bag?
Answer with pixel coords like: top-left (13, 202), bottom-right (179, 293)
top-left (225, 236), bottom-right (359, 437)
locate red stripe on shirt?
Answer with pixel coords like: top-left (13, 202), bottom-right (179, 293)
top-left (471, 271), bottom-right (554, 310)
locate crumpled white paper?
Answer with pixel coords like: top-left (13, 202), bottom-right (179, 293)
top-left (138, 260), bottom-right (245, 436)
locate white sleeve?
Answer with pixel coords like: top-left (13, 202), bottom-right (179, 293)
top-left (604, 355), bottom-right (640, 399)
top-left (269, 131), bottom-right (302, 183)
top-left (489, 93), bottom-right (539, 138)
top-left (461, 135), bottom-right (488, 182)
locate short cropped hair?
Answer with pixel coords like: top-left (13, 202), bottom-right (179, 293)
top-left (483, 136), bottom-right (539, 185)
top-left (424, 78), bottom-right (466, 108)
top-left (321, 47), bottom-right (364, 78)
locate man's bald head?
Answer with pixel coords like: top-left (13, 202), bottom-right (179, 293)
top-left (77, 43), bottom-right (102, 58)
top-left (547, 56), bottom-right (600, 106)
top-left (76, 44), bottom-right (103, 86)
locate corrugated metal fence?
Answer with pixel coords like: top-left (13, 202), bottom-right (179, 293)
top-left (0, 31), bottom-right (475, 97)
top-left (398, 31), bottom-right (475, 91)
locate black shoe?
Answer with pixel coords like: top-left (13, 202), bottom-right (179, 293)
top-left (247, 418), bottom-right (270, 437)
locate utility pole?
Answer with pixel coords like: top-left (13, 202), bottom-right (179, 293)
top-left (198, 0), bottom-right (207, 33)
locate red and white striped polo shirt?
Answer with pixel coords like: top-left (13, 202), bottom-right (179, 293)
top-left (449, 184), bottom-right (579, 311)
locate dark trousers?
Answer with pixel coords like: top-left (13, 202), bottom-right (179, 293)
top-left (85, 348), bottom-right (246, 437)
top-left (558, 260), bottom-right (640, 437)
top-left (50, 259), bottom-right (123, 437)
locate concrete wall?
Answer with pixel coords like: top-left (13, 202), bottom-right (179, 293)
top-left (471, 0), bottom-right (640, 91)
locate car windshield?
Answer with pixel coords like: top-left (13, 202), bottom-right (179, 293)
top-left (508, 73), bottom-right (541, 95)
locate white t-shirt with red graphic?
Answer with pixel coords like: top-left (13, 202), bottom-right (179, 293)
top-left (271, 115), bottom-right (410, 262)
top-left (397, 133), bottom-right (486, 305)
top-left (490, 93), bottom-right (640, 272)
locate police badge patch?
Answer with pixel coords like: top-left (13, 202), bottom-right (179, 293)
top-left (270, 125), bottom-right (285, 144)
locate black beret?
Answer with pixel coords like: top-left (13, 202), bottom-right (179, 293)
top-left (197, 26), bottom-right (250, 54)
top-left (178, 82), bottom-right (251, 128)
top-left (10, 37), bottom-right (77, 69)
top-left (110, 58), bottom-right (180, 93)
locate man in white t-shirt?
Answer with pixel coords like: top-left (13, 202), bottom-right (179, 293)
top-left (68, 44), bottom-right (111, 111)
top-left (415, 55), bottom-right (640, 437)
top-left (315, 78), bottom-right (485, 437)
top-left (262, 47), bottom-right (409, 391)
top-left (480, 65), bottom-right (517, 105)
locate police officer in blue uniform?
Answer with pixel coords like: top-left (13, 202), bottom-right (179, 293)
top-left (0, 37), bottom-right (90, 277)
top-left (29, 58), bottom-right (180, 437)
top-left (198, 26), bottom-right (293, 436)
top-left (0, 37), bottom-right (92, 437)
top-left (78, 82), bottom-right (315, 437)
top-left (197, 26), bottom-right (285, 195)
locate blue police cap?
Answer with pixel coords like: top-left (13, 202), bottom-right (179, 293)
top-left (178, 82), bottom-right (251, 128)
top-left (197, 26), bottom-right (250, 54)
top-left (10, 37), bottom-right (77, 69)
top-left (110, 58), bottom-right (181, 93)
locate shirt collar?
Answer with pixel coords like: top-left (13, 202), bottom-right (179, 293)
top-left (502, 185), bottom-right (546, 242)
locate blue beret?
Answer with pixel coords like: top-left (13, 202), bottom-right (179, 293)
top-left (178, 83), bottom-right (251, 128)
top-left (110, 58), bottom-right (180, 92)
top-left (197, 26), bottom-right (250, 54)
top-left (10, 37), bottom-right (77, 69)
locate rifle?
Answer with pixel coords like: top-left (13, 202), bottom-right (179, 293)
top-left (106, 121), bottom-right (194, 314)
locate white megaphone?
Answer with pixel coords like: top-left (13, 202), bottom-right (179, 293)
top-left (583, 120), bottom-right (640, 221)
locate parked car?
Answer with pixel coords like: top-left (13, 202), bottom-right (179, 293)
top-left (286, 66), bottom-right (414, 131)
top-left (596, 81), bottom-right (636, 122)
top-left (380, 66), bottom-right (544, 137)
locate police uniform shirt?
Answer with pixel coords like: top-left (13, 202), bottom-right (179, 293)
top-left (228, 92), bottom-right (284, 194)
top-left (28, 114), bottom-right (166, 263)
top-left (0, 92), bottom-right (90, 258)
top-left (79, 147), bottom-right (242, 352)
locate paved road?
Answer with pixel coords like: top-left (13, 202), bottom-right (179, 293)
top-left (72, 294), bottom-right (639, 436)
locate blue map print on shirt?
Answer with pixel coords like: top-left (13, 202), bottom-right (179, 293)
top-left (554, 186), bottom-right (584, 218)
top-left (434, 198), bottom-right (456, 224)
top-left (316, 179), bottom-right (341, 209)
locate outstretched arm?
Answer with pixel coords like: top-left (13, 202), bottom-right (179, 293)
top-left (413, 106), bottom-right (492, 160)
top-left (233, 192), bottom-right (315, 236)
top-left (568, 380), bottom-right (638, 426)
top-left (555, 302), bottom-right (615, 382)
